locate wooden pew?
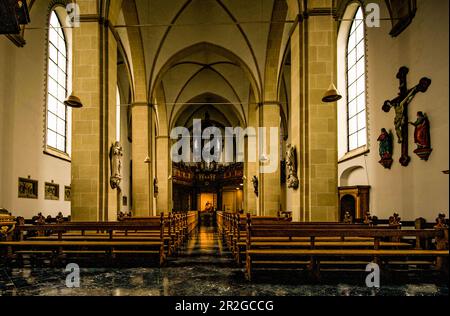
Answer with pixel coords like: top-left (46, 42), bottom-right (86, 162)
top-left (118, 213), bottom-right (182, 255)
top-left (245, 219), bottom-right (449, 281)
top-left (230, 214), bottom-right (399, 265)
top-left (0, 218), bottom-right (167, 266)
top-left (118, 211), bottom-right (198, 254)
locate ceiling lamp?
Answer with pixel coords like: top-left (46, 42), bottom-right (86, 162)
top-left (322, 83), bottom-right (342, 103)
top-left (322, 4), bottom-right (342, 104)
top-left (144, 156), bottom-right (151, 164)
top-left (64, 93), bottom-right (83, 108)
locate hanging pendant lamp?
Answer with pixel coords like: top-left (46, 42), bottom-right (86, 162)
top-left (64, 93), bottom-right (83, 108)
top-left (322, 4), bottom-right (342, 103)
top-left (322, 83), bottom-right (342, 103)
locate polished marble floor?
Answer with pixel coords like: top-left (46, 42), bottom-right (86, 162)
top-left (0, 225), bottom-right (448, 296)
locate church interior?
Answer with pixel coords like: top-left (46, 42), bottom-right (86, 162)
top-left (0, 0), bottom-right (448, 297)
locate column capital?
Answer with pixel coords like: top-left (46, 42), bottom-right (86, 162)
top-left (131, 102), bottom-right (152, 108)
top-left (258, 101), bottom-right (282, 108)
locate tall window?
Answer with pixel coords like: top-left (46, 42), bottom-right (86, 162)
top-left (346, 7), bottom-right (366, 151)
top-left (46, 11), bottom-right (68, 153)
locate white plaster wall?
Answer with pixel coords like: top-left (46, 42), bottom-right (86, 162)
top-left (0, 1), bottom-right (71, 218)
top-left (338, 0), bottom-right (449, 221)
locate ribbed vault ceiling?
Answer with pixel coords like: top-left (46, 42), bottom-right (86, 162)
top-left (134, 0), bottom-right (277, 128)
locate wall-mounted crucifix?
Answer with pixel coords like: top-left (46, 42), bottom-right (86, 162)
top-left (382, 67), bottom-right (431, 167)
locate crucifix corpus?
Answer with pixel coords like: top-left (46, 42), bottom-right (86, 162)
top-left (382, 66), bottom-right (431, 167)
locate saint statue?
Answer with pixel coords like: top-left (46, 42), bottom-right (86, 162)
top-left (377, 128), bottom-right (393, 169)
top-left (377, 129), bottom-right (392, 159)
top-left (285, 144), bottom-right (299, 190)
top-left (154, 178), bottom-right (159, 197)
top-left (409, 112), bottom-right (431, 149)
top-left (109, 141), bottom-right (123, 190)
top-left (251, 176), bottom-right (258, 197)
top-left (409, 111), bottom-right (433, 161)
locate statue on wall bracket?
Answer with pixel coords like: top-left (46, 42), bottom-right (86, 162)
top-left (251, 176), bottom-right (258, 197)
top-left (154, 178), bottom-right (159, 198)
top-left (377, 128), bottom-right (394, 169)
top-left (409, 111), bottom-right (432, 161)
top-left (382, 66), bottom-right (431, 167)
top-left (109, 141), bottom-right (123, 191)
top-left (285, 144), bottom-right (299, 190)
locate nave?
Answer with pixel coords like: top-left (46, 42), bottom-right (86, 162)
top-left (0, 222), bottom-right (447, 297)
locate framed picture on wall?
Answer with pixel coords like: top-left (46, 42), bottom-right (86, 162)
top-left (45, 182), bottom-right (60, 200)
top-left (18, 177), bottom-right (38, 199)
top-left (64, 186), bottom-right (71, 201)
top-left (385, 0), bottom-right (417, 37)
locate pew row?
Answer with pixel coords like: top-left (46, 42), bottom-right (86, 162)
top-left (0, 212), bottom-right (198, 267)
top-left (245, 221), bottom-right (449, 281)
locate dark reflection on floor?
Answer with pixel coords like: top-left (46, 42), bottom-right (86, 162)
top-left (0, 225), bottom-right (448, 296)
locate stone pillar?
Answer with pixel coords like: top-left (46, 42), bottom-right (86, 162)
top-left (293, 3), bottom-right (338, 222)
top-left (106, 23), bottom-right (118, 222)
top-left (287, 20), bottom-right (305, 222)
top-left (131, 103), bottom-right (151, 216)
top-left (244, 100), bottom-right (258, 215)
top-left (71, 1), bottom-right (117, 221)
top-left (156, 136), bottom-right (171, 214)
top-left (259, 102), bottom-right (281, 216)
top-left (308, 11), bottom-right (339, 221)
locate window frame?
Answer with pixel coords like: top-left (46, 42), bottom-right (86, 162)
top-left (345, 6), bottom-right (367, 153)
top-left (44, 8), bottom-right (71, 161)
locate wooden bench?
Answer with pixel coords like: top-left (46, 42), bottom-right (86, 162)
top-left (0, 218), bottom-right (168, 266)
top-left (230, 214), bottom-right (401, 265)
top-left (245, 222), bottom-right (449, 281)
top-left (121, 215), bottom-right (180, 253)
top-left (119, 212), bottom-right (196, 254)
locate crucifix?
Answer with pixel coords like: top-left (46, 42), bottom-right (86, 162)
top-left (382, 67), bottom-right (431, 167)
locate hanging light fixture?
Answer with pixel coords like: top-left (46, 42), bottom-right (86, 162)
top-left (64, 93), bottom-right (83, 108)
top-left (322, 83), bottom-right (342, 103)
top-left (322, 3), bottom-right (342, 103)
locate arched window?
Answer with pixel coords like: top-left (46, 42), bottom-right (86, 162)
top-left (46, 11), bottom-right (69, 154)
top-left (346, 6), bottom-right (366, 151)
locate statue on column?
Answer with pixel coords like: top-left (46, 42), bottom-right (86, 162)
top-left (154, 178), bottom-right (159, 198)
top-left (409, 111), bottom-right (432, 161)
top-left (109, 141), bottom-right (123, 190)
top-left (251, 176), bottom-right (259, 197)
top-left (286, 144), bottom-right (299, 190)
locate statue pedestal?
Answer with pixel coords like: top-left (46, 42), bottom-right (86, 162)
top-left (378, 157), bottom-right (393, 169)
top-left (413, 147), bottom-right (433, 161)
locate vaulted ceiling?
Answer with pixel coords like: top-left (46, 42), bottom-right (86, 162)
top-left (135, 0), bottom-right (278, 128)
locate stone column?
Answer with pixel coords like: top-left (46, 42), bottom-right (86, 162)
top-left (290, 2), bottom-right (338, 222)
top-left (307, 10), bottom-right (339, 222)
top-left (71, 1), bottom-right (117, 221)
top-left (287, 19), bottom-right (305, 222)
top-left (131, 103), bottom-right (152, 216)
top-left (258, 102), bottom-right (281, 216)
top-left (106, 23), bottom-right (118, 221)
top-left (244, 99), bottom-right (258, 215)
top-left (156, 136), bottom-right (171, 214)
